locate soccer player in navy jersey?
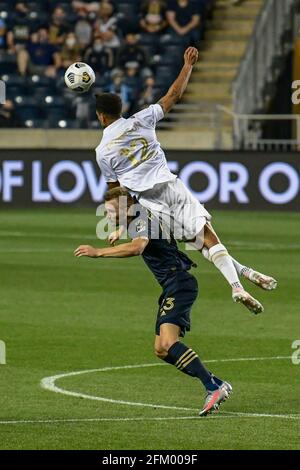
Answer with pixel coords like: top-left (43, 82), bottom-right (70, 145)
top-left (74, 187), bottom-right (232, 416)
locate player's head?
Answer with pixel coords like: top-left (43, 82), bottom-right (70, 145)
top-left (95, 93), bottom-right (122, 127)
top-left (104, 187), bottom-right (134, 224)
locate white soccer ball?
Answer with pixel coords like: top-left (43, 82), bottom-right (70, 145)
top-left (64, 62), bottom-right (96, 93)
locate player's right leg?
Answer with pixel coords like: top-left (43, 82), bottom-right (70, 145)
top-left (154, 324), bottom-right (230, 417)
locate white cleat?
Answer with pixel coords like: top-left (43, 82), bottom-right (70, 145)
top-left (199, 386), bottom-right (230, 417)
top-left (232, 289), bottom-right (264, 315)
top-left (247, 270), bottom-right (278, 291)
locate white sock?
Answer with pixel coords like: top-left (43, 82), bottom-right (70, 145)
top-left (202, 246), bottom-right (210, 261)
top-left (209, 244), bottom-right (243, 290)
top-left (203, 247), bottom-right (251, 279)
top-left (231, 256), bottom-right (251, 278)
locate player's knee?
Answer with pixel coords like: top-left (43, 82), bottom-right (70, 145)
top-left (204, 224), bottom-right (220, 248)
top-left (154, 347), bottom-right (167, 360)
top-left (159, 337), bottom-right (176, 354)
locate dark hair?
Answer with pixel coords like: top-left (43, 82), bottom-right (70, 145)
top-left (104, 187), bottom-right (132, 202)
top-left (95, 93), bottom-right (122, 118)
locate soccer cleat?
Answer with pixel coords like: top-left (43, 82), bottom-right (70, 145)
top-left (246, 269), bottom-right (278, 291)
top-left (222, 381), bottom-right (233, 398)
top-left (199, 385), bottom-right (230, 417)
top-left (232, 289), bottom-right (264, 314)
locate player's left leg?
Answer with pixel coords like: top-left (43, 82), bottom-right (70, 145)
top-left (199, 223), bottom-right (264, 315)
top-left (154, 324), bottom-right (230, 416)
top-left (229, 255), bottom-right (278, 291)
top-left (201, 223), bottom-right (277, 291)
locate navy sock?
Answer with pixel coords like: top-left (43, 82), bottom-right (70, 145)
top-left (163, 342), bottom-right (218, 391)
top-left (209, 373), bottom-right (224, 387)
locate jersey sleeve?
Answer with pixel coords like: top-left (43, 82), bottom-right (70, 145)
top-left (98, 157), bottom-right (118, 183)
top-left (128, 207), bottom-right (163, 242)
top-left (128, 214), bottom-right (149, 240)
top-left (132, 104), bottom-right (164, 129)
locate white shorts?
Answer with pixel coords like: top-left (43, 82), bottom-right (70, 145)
top-left (136, 178), bottom-right (212, 241)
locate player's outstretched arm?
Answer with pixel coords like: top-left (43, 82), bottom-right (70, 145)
top-left (74, 238), bottom-right (149, 259)
top-left (158, 47), bottom-right (198, 114)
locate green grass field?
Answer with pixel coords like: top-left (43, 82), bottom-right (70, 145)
top-left (0, 209), bottom-right (299, 450)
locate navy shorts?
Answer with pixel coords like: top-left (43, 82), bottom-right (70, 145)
top-left (155, 271), bottom-right (198, 337)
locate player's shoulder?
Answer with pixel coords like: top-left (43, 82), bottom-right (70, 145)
top-left (128, 205), bottom-right (161, 240)
top-left (130, 104), bottom-right (164, 126)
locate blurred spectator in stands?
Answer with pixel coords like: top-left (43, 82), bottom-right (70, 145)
top-left (74, 94), bottom-right (92, 127)
top-left (166, 0), bottom-right (201, 46)
top-left (59, 32), bottom-right (82, 69)
top-left (84, 38), bottom-right (113, 74)
top-left (138, 75), bottom-right (158, 108)
top-left (140, 0), bottom-right (167, 35)
top-left (0, 18), bottom-right (6, 49)
top-left (75, 9), bottom-right (93, 50)
top-left (72, 0), bottom-right (100, 15)
top-left (49, 6), bottom-right (70, 46)
top-left (124, 61), bottom-right (142, 101)
top-left (117, 33), bottom-right (146, 69)
top-left (19, 28), bottom-right (60, 77)
top-left (94, 2), bottom-right (120, 50)
top-left (72, 0), bottom-right (115, 15)
top-left (108, 69), bottom-right (131, 116)
top-left (6, 2), bottom-right (32, 71)
top-left (72, 1), bottom-right (100, 15)
top-left (0, 100), bottom-right (18, 127)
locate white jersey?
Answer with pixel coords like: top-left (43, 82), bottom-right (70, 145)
top-left (95, 104), bottom-right (176, 192)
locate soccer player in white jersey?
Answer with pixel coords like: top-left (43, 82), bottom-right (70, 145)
top-left (95, 47), bottom-right (277, 314)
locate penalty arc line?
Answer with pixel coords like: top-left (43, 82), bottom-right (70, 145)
top-left (39, 356), bottom-right (300, 420)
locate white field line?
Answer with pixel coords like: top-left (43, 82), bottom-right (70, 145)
top-left (1, 413), bottom-right (300, 426)
top-left (39, 356), bottom-right (296, 420)
top-left (0, 230), bottom-right (300, 251)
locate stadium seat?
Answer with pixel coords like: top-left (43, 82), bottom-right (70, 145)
top-left (0, 53), bottom-right (17, 74)
top-left (26, 2), bottom-right (45, 12)
top-left (6, 85), bottom-right (27, 99)
top-left (116, 4), bottom-right (137, 18)
top-left (22, 118), bottom-right (48, 129)
top-left (47, 118), bottom-right (80, 129)
top-left (160, 34), bottom-right (185, 47)
top-left (14, 96), bottom-right (40, 121)
top-left (0, 1), bottom-right (11, 15)
top-left (42, 96), bottom-right (69, 120)
top-left (155, 65), bottom-right (176, 81)
top-left (1, 74), bottom-right (25, 88)
top-left (29, 75), bottom-right (56, 95)
top-left (139, 44), bottom-right (157, 61)
top-left (161, 44), bottom-right (184, 60)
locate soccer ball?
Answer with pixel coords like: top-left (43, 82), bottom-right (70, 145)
top-left (64, 62), bottom-right (96, 93)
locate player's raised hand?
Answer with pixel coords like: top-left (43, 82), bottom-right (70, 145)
top-left (184, 47), bottom-right (199, 66)
top-left (74, 245), bottom-right (100, 258)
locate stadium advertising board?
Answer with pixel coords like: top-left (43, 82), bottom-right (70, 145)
top-left (0, 150), bottom-right (299, 210)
